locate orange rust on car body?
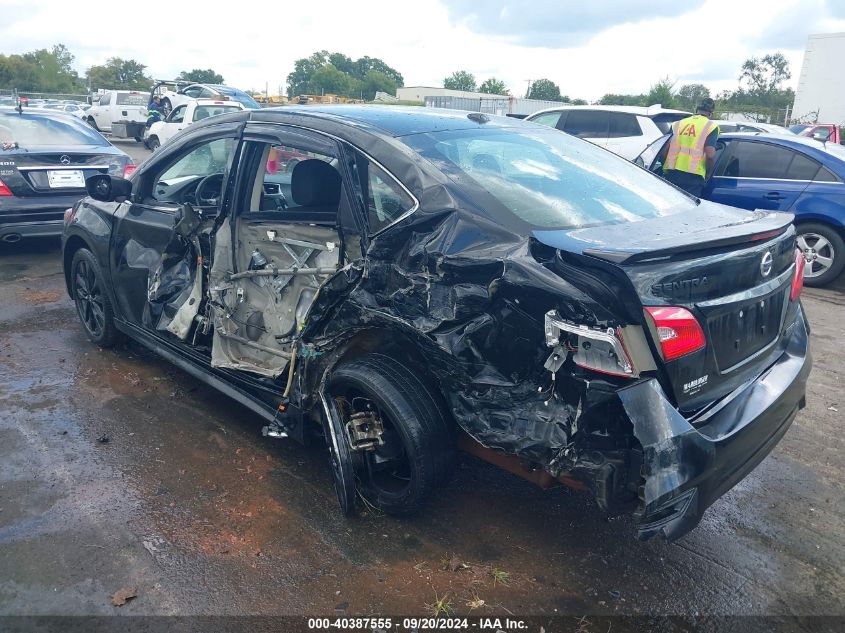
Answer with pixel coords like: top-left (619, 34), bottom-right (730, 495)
top-left (457, 432), bottom-right (587, 491)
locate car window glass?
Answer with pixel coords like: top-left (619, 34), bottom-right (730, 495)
top-left (562, 110), bottom-right (609, 138)
top-left (183, 86), bottom-right (202, 98)
top-left (719, 142), bottom-right (796, 179)
top-left (403, 127), bottom-right (696, 230)
top-left (530, 112), bottom-right (562, 128)
top-left (251, 143), bottom-right (336, 213)
top-left (98, 93), bottom-right (110, 106)
top-left (813, 127), bottom-right (831, 141)
top-left (608, 113), bottom-right (642, 138)
top-left (356, 157), bottom-right (415, 233)
top-left (150, 138), bottom-right (236, 204)
top-left (718, 123), bottom-right (738, 133)
top-left (192, 105), bottom-right (240, 121)
top-left (169, 106), bottom-right (187, 123)
top-left (786, 153), bottom-right (821, 180)
top-left (814, 166), bottom-right (839, 183)
top-left (115, 93), bottom-right (147, 106)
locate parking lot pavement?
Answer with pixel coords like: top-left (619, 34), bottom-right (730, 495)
top-left (0, 238), bottom-right (843, 623)
top-left (109, 138), bottom-right (152, 166)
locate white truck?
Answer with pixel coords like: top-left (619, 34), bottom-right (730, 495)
top-left (85, 90), bottom-right (149, 141)
top-left (144, 98), bottom-right (245, 150)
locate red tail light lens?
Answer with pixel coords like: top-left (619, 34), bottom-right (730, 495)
top-left (791, 248), bottom-right (805, 301)
top-left (123, 163), bottom-right (137, 178)
top-left (0, 177), bottom-right (12, 196)
top-left (644, 306), bottom-right (706, 361)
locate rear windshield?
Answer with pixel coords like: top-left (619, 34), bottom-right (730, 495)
top-left (192, 105), bottom-right (242, 121)
top-left (116, 93), bottom-right (148, 106)
top-left (402, 127), bottom-right (696, 229)
top-left (0, 113), bottom-right (108, 147)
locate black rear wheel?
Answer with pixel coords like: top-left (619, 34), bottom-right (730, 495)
top-left (71, 248), bottom-right (120, 347)
top-left (325, 353), bottom-right (455, 516)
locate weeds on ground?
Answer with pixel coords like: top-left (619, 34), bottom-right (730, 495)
top-left (425, 592), bottom-right (453, 617)
top-left (490, 568), bottom-right (510, 587)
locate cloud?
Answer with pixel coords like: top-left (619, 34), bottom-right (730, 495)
top-left (752, 0), bottom-right (845, 49)
top-left (440, 0), bottom-right (706, 47)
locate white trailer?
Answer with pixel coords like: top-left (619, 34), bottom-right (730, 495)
top-left (792, 32), bottom-right (845, 124)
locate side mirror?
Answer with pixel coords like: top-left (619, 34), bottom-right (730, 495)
top-left (812, 131), bottom-right (828, 141)
top-left (86, 174), bottom-right (133, 202)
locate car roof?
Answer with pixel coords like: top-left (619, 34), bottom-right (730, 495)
top-left (528, 104), bottom-right (691, 118)
top-left (718, 131), bottom-right (845, 159)
top-left (250, 105), bottom-right (524, 137)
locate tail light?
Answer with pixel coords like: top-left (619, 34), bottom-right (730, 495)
top-left (0, 177), bottom-right (12, 196)
top-left (644, 306), bottom-right (706, 361)
top-left (790, 248), bottom-right (805, 301)
top-left (123, 163), bottom-right (137, 178)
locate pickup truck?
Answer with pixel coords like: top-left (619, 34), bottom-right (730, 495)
top-left (790, 123), bottom-right (843, 144)
top-left (143, 98), bottom-right (245, 150)
top-left (85, 90), bottom-right (148, 141)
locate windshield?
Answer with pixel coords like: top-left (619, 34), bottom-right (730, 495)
top-left (402, 126), bottom-right (696, 230)
top-left (116, 93), bottom-right (148, 106)
top-left (789, 124), bottom-right (810, 135)
top-left (215, 86), bottom-right (260, 109)
top-left (0, 113), bottom-right (109, 147)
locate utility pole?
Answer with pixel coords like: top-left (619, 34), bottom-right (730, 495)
top-left (524, 79), bottom-right (533, 99)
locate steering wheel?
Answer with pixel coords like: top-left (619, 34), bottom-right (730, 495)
top-left (195, 173), bottom-right (225, 206)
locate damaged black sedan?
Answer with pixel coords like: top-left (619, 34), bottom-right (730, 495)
top-left (62, 106), bottom-right (811, 541)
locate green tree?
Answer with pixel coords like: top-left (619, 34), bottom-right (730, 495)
top-left (645, 76), bottom-right (676, 108)
top-left (361, 70), bottom-right (397, 100)
top-left (478, 77), bottom-right (509, 95)
top-left (599, 93), bottom-right (645, 106)
top-left (177, 69), bottom-right (224, 84)
top-left (717, 53), bottom-right (794, 123)
top-left (286, 51), bottom-right (404, 98)
top-left (354, 56), bottom-right (403, 87)
top-left (0, 44), bottom-right (84, 93)
top-left (527, 78), bottom-right (562, 101)
top-left (308, 64), bottom-right (353, 96)
top-left (86, 57), bottom-right (151, 90)
top-left (740, 53), bottom-right (791, 96)
top-left (571, 98), bottom-right (588, 105)
top-left (444, 70), bottom-right (476, 91)
top-left (676, 83), bottom-right (710, 111)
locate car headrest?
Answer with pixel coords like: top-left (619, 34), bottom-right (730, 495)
top-left (291, 159), bottom-right (341, 207)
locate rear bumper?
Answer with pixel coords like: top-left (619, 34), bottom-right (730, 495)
top-left (0, 195), bottom-right (82, 239)
top-left (620, 306), bottom-right (811, 541)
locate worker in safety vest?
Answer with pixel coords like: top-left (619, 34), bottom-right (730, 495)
top-left (661, 98), bottom-right (720, 197)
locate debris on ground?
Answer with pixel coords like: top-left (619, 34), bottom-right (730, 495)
top-left (96, 434), bottom-right (110, 444)
top-left (16, 289), bottom-right (60, 305)
top-left (111, 586), bottom-right (137, 607)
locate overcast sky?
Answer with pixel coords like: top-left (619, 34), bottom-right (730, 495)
top-left (2, 0), bottom-right (845, 99)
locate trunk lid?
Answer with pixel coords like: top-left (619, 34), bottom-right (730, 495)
top-left (534, 203), bottom-right (801, 412)
top-left (1, 147), bottom-right (124, 197)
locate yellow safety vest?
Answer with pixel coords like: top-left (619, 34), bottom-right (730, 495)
top-left (664, 115), bottom-right (720, 178)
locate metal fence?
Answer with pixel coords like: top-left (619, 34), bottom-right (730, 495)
top-left (425, 95), bottom-right (562, 117)
top-left (0, 88), bottom-right (89, 102)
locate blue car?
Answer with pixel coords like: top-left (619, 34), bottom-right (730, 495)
top-left (639, 132), bottom-right (845, 286)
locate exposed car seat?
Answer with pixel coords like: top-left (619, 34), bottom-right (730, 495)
top-left (287, 159), bottom-right (341, 222)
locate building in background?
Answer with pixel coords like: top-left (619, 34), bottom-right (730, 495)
top-left (792, 32), bottom-right (845, 124)
top-left (396, 87), bottom-right (564, 117)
